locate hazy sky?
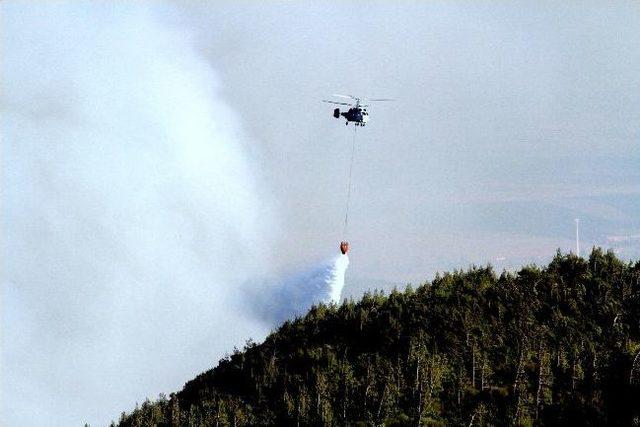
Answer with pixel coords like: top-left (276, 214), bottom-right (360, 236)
top-left (187, 1), bottom-right (640, 279)
top-left (2, 2), bottom-right (639, 426)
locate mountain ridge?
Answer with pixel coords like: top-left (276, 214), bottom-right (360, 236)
top-left (113, 248), bottom-right (640, 426)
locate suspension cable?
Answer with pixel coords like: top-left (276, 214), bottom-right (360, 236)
top-left (343, 125), bottom-right (357, 237)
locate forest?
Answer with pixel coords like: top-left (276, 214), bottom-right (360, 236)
top-left (114, 249), bottom-right (640, 426)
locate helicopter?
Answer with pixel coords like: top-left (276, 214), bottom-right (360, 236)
top-left (322, 94), bottom-right (394, 126)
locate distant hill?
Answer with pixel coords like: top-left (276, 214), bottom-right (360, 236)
top-left (114, 249), bottom-right (640, 426)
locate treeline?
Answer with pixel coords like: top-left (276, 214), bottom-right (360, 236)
top-left (115, 249), bottom-right (640, 426)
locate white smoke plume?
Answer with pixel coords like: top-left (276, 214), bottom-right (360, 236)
top-left (1, 3), bottom-right (349, 427)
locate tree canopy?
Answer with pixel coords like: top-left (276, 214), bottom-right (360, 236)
top-left (115, 249), bottom-right (640, 426)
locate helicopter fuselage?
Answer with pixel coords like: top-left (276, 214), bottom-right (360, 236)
top-left (334, 106), bottom-right (369, 126)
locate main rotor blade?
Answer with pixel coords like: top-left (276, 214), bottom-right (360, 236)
top-left (331, 94), bottom-right (357, 100)
top-left (322, 100), bottom-right (352, 106)
top-left (365, 98), bottom-right (395, 102)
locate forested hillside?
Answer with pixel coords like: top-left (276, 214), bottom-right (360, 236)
top-left (115, 249), bottom-right (640, 426)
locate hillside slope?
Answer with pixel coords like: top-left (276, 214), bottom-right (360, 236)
top-left (115, 249), bottom-right (640, 426)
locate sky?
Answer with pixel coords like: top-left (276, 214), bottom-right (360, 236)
top-left (187, 1), bottom-right (640, 280)
top-left (2, 1), bottom-right (639, 426)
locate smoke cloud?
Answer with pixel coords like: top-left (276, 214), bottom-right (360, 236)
top-left (1, 3), bottom-right (347, 426)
